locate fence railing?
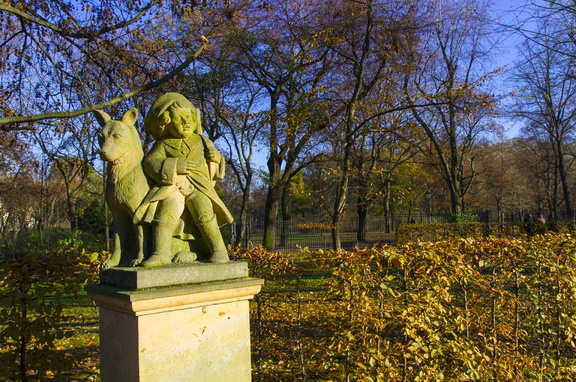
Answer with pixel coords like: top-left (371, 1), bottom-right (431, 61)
top-left (229, 211), bottom-right (573, 251)
top-left (229, 213), bottom-right (454, 251)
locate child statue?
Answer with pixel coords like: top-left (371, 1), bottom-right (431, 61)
top-left (134, 93), bottom-right (233, 266)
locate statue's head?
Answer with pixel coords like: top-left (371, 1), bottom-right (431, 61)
top-left (145, 93), bottom-right (201, 140)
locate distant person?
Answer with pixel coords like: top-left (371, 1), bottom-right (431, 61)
top-left (523, 213), bottom-right (535, 236)
top-left (547, 214), bottom-right (559, 233)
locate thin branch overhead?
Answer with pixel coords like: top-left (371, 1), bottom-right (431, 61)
top-left (0, 39), bottom-right (209, 128)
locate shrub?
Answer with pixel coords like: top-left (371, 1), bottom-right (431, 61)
top-left (323, 235), bottom-right (576, 381)
top-left (0, 243), bottom-right (102, 381)
top-left (397, 221), bottom-right (575, 244)
top-left (396, 222), bottom-right (485, 244)
top-left (12, 229), bottom-right (105, 257)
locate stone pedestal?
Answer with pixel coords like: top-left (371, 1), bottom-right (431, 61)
top-left (86, 262), bottom-right (263, 382)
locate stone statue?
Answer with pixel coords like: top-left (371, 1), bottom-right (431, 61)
top-left (95, 93), bottom-right (233, 268)
top-left (94, 108), bottom-right (151, 269)
top-left (135, 92), bottom-right (233, 266)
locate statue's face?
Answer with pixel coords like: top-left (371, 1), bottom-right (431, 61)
top-left (167, 107), bottom-right (195, 139)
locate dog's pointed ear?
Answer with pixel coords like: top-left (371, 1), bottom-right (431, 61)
top-left (93, 110), bottom-right (111, 127)
top-left (121, 108), bottom-right (139, 126)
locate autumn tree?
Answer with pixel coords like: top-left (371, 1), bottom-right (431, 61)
top-left (511, 22), bottom-right (576, 220)
top-left (469, 140), bottom-right (532, 223)
top-left (402, 0), bottom-right (500, 217)
top-left (0, 132), bottom-right (39, 249)
top-left (0, 0), bottom-right (215, 130)
top-left (348, 113), bottom-right (422, 241)
top-left (371, 118), bottom-right (426, 234)
top-left (513, 137), bottom-right (561, 215)
top-left (223, 0), bottom-right (332, 250)
top-left (315, 0), bottom-right (421, 249)
top-left (510, 0), bottom-right (576, 60)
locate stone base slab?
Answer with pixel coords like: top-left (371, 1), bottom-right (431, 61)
top-left (100, 261), bottom-right (249, 290)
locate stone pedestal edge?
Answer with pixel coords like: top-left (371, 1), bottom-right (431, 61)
top-left (99, 261), bottom-right (249, 290)
top-left (86, 278), bottom-right (264, 316)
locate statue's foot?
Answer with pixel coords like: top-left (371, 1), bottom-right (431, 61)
top-left (141, 253), bottom-right (171, 267)
top-left (130, 252), bottom-right (145, 267)
top-left (208, 251), bottom-right (229, 264)
top-left (130, 258), bottom-right (143, 267)
top-left (173, 251), bottom-right (198, 263)
top-left (102, 258), bottom-right (120, 270)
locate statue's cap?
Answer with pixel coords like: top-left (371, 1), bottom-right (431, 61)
top-left (145, 92), bottom-right (195, 139)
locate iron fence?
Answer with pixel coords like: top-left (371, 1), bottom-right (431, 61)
top-left (229, 213), bottom-right (454, 251)
top-left (228, 210), bottom-right (574, 251)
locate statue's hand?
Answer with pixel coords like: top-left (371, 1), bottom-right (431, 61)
top-left (177, 159), bottom-right (196, 174)
top-left (205, 146), bottom-right (220, 163)
top-left (185, 160), bottom-right (197, 173)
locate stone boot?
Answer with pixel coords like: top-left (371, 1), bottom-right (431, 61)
top-left (142, 221), bottom-right (173, 267)
top-left (197, 215), bottom-right (229, 263)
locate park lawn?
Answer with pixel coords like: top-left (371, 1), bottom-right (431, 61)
top-left (51, 296), bottom-right (100, 382)
top-left (248, 252), bottom-right (344, 381)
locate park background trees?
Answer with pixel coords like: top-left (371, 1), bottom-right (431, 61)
top-left (2, 0), bottom-right (576, 250)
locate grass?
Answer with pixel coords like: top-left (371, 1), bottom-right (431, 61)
top-left (52, 297), bottom-right (100, 382)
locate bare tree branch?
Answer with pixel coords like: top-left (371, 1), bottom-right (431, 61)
top-left (0, 1), bottom-right (159, 39)
top-left (0, 39), bottom-right (209, 129)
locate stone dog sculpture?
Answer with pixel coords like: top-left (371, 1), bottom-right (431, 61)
top-left (95, 93), bottom-right (233, 268)
top-left (94, 108), bottom-right (150, 269)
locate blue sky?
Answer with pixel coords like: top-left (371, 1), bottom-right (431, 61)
top-left (490, 0), bottom-right (543, 138)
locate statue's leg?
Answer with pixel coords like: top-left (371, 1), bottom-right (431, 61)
top-left (103, 210), bottom-right (130, 269)
top-left (131, 224), bottom-right (145, 266)
top-left (142, 193), bottom-right (185, 267)
top-left (186, 192), bottom-right (229, 263)
top-left (102, 231), bottom-right (121, 269)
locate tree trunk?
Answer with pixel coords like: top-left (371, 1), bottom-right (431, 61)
top-left (448, 178), bottom-right (464, 217)
top-left (331, 171), bottom-right (349, 251)
top-left (262, 89), bottom-right (282, 251)
top-left (384, 180), bottom-right (391, 234)
top-left (357, 196), bottom-right (368, 242)
top-left (330, 0), bottom-right (374, 251)
top-left (280, 185), bottom-right (291, 248)
top-left (556, 141), bottom-right (574, 220)
top-left (66, 193), bottom-right (78, 231)
top-left (331, 218), bottom-right (341, 251)
top-left (236, 171), bottom-right (253, 246)
top-left (263, 185), bottom-right (281, 251)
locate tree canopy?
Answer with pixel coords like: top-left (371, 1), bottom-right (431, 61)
top-left (2, 0), bottom-right (576, 250)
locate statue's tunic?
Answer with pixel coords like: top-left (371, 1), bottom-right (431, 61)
top-left (134, 133), bottom-right (233, 239)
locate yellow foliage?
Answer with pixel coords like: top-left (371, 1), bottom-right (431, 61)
top-left (249, 236), bottom-right (576, 380)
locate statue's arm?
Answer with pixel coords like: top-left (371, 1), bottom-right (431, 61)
top-left (209, 152), bottom-right (225, 181)
top-left (200, 135), bottom-right (225, 181)
top-left (143, 142), bottom-right (180, 185)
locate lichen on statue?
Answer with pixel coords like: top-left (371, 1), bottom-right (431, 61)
top-left (95, 92), bottom-right (233, 269)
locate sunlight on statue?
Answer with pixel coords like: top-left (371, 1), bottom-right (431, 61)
top-left (96, 93), bottom-right (233, 268)
top-left (94, 108), bottom-right (151, 269)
